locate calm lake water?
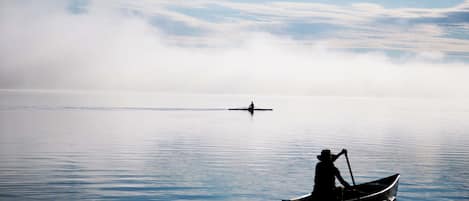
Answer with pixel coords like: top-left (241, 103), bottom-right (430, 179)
top-left (1, 91), bottom-right (468, 201)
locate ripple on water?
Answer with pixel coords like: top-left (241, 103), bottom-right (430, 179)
top-left (1, 95), bottom-right (469, 200)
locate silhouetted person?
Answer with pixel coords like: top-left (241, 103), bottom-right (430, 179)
top-left (313, 149), bottom-right (351, 201)
top-left (248, 101), bottom-right (254, 110)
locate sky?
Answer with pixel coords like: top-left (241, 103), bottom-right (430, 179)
top-left (1, 0), bottom-right (469, 97)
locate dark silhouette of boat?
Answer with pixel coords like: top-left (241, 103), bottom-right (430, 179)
top-left (228, 108), bottom-right (273, 111)
top-left (229, 101), bottom-right (272, 115)
top-left (283, 174), bottom-right (400, 201)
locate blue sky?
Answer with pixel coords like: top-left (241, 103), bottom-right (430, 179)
top-left (228, 0), bottom-right (464, 8)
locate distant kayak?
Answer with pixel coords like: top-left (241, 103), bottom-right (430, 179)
top-left (228, 108), bottom-right (274, 111)
top-left (229, 101), bottom-right (273, 113)
top-left (228, 108), bottom-right (273, 111)
top-left (283, 174), bottom-right (400, 201)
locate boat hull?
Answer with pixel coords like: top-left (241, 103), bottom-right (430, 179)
top-left (283, 174), bottom-right (400, 201)
top-left (228, 108), bottom-right (273, 111)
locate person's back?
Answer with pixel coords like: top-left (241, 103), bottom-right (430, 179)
top-left (314, 161), bottom-right (339, 193)
top-left (312, 149), bottom-right (350, 200)
top-left (249, 101), bottom-right (254, 110)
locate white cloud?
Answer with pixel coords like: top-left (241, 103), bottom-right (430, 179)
top-left (1, 1), bottom-right (469, 98)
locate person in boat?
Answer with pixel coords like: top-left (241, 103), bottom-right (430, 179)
top-left (248, 101), bottom-right (254, 110)
top-left (313, 149), bottom-right (351, 200)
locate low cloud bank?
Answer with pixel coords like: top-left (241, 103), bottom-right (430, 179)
top-left (1, 1), bottom-right (468, 98)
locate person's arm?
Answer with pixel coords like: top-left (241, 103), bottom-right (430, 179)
top-left (335, 168), bottom-right (351, 188)
top-left (332, 149), bottom-right (347, 162)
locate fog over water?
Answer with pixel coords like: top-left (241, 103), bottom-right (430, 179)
top-left (1, 1), bottom-right (469, 98)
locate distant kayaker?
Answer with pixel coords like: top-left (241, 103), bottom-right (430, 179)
top-left (248, 101), bottom-right (254, 110)
top-left (313, 149), bottom-right (351, 200)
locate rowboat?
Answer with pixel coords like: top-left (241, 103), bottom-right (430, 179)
top-left (283, 174), bottom-right (400, 201)
top-left (228, 108), bottom-right (273, 111)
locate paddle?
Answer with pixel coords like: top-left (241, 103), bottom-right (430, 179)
top-left (344, 150), bottom-right (356, 186)
top-left (344, 150), bottom-right (361, 201)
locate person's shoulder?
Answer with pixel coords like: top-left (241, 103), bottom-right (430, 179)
top-left (332, 165), bottom-right (339, 172)
top-left (315, 161), bottom-right (324, 168)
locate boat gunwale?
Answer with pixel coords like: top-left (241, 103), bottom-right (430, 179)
top-left (283, 174), bottom-right (400, 201)
top-left (345, 174), bottom-right (400, 201)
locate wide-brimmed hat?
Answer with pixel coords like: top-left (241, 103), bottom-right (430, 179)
top-left (317, 149), bottom-right (335, 161)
